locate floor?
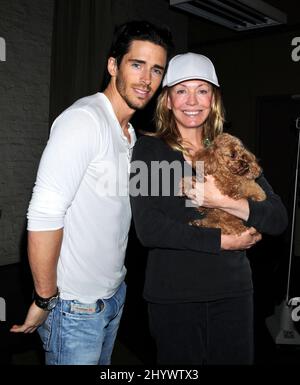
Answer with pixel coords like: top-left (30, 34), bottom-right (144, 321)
top-left (10, 338), bottom-right (143, 365)
top-left (6, 329), bottom-right (300, 366)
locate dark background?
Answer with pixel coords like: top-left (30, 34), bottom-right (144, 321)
top-left (0, 0), bottom-right (300, 365)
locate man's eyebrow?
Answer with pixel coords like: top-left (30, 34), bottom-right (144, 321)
top-left (128, 59), bottom-right (165, 70)
top-left (153, 64), bottom-right (165, 71)
top-left (128, 59), bottom-right (145, 64)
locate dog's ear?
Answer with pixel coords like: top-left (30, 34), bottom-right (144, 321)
top-left (202, 149), bottom-right (218, 175)
top-left (192, 147), bottom-right (218, 175)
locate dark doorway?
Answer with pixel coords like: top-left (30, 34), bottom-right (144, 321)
top-left (250, 94), bottom-right (300, 364)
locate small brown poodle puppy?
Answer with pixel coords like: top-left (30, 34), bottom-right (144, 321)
top-left (186, 133), bottom-right (266, 235)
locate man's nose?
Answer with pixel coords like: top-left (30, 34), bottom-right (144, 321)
top-left (141, 69), bottom-right (151, 85)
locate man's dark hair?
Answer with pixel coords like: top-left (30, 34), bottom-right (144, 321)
top-left (109, 20), bottom-right (174, 66)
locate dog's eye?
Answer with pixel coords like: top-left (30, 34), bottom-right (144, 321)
top-left (230, 151), bottom-right (237, 159)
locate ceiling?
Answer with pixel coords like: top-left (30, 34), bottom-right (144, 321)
top-left (170, 0), bottom-right (300, 48)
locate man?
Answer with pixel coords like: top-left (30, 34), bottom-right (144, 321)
top-left (11, 20), bottom-right (173, 365)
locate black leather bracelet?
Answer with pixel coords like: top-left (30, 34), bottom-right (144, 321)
top-left (33, 288), bottom-right (59, 311)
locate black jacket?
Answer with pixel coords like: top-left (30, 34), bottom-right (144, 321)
top-left (130, 136), bottom-right (288, 303)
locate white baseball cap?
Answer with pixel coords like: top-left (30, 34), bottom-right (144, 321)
top-left (162, 52), bottom-right (220, 88)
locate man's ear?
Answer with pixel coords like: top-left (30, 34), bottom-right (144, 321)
top-left (107, 57), bottom-right (118, 77)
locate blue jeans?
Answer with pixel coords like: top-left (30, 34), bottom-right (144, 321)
top-left (38, 281), bottom-right (126, 365)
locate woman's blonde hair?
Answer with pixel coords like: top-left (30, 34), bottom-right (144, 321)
top-left (150, 84), bottom-right (225, 155)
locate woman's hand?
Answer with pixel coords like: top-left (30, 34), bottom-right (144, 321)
top-left (221, 227), bottom-right (262, 250)
top-left (182, 175), bottom-right (227, 207)
top-left (181, 175), bottom-right (250, 221)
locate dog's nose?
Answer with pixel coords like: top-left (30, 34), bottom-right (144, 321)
top-left (236, 161), bottom-right (249, 175)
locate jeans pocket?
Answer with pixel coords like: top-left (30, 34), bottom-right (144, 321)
top-left (63, 299), bottom-right (105, 319)
top-left (37, 311), bottom-right (53, 351)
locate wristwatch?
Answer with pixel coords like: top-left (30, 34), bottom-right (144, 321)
top-left (33, 288), bottom-right (59, 311)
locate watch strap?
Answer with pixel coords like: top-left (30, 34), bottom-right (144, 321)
top-left (33, 288), bottom-right (59, 310)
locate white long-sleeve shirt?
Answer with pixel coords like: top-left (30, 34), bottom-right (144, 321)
top-left (27, 93), bottom-right (136, 302)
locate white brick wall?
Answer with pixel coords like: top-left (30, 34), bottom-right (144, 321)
top-left (0, 0), bottom-right (54, 265)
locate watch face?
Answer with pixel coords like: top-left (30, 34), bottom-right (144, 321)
top-left (34, 289), bottom-right (59, 310)
top-left (47, 297), bottom-right (59, 311)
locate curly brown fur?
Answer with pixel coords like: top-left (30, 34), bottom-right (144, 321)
top-left (186, 133), bottom-right (266, 235)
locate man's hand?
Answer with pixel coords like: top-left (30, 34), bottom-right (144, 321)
top-left (10, 302), bottom-right (49, 334)
top-left (221, 227), bottom-right (262, 250)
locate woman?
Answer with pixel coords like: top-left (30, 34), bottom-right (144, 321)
top-left (130, 52), bottom-right (287, 365)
